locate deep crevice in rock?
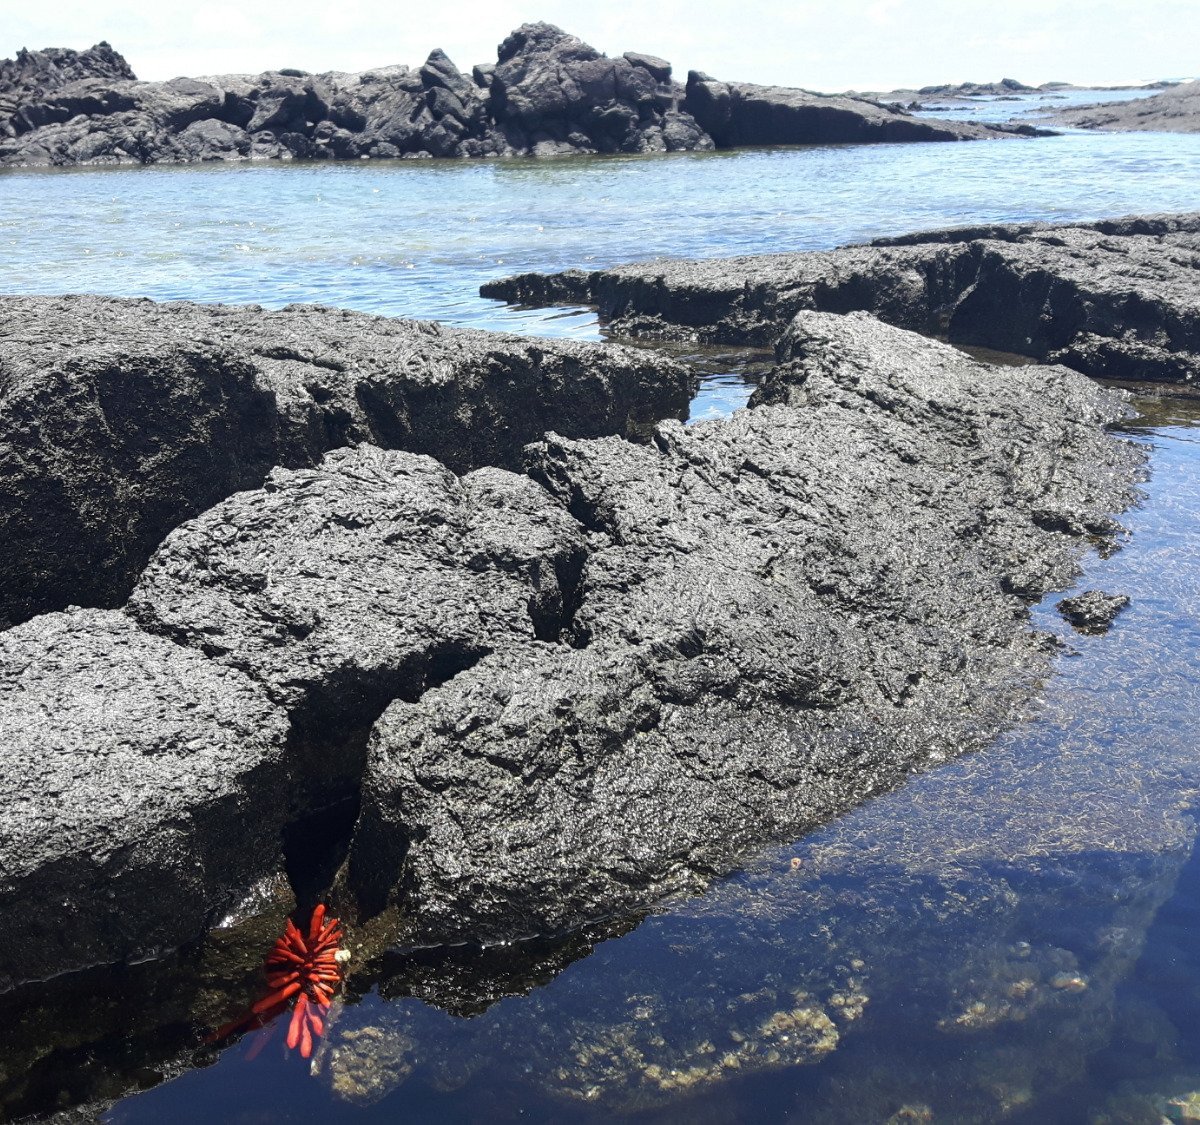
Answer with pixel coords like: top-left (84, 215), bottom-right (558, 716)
top-left (275, 640), bottom-right (495, 911)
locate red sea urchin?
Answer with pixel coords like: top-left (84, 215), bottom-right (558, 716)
top-left (209, 904), bottom-right (345, 1058)
top-left (264, 904), bottom-right (343, 1057)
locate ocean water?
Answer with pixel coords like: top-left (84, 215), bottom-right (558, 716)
top-left (2, 112), bottom-right (1200, 1124)
top-left (907, 85), bottom-right (1164, 125)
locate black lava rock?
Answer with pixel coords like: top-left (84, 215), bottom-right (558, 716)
top-left (0, 23), bottom-right (1022, 166)
top-left (1058, 589), bottom-right (1131, 633)
top-left (483, 213), bottom-right (1200, 384)
top-left (0, 608), bottom-right (290, 992)
top-left (346, 312), bottom-right (1143, 943)
top-left (0, 295), bottom-right (690, 630)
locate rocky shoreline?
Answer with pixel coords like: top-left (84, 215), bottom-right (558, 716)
top-left (0, 281), bottom-right (1144, 996)
top-left (0, 23), bottom-right (1038, 168)
top-left (483, 214), bottom-right (1200, 385)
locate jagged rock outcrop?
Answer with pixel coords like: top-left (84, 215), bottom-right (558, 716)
top-left (482, 213), bottom-right (1200, 384)
top-left (1049, 81), bottom-right (1200, 133)
top-left (0, 23), bottom-right (1024, 167)
top-left (483, 23), bottom-right (709, 156)
top-left (346, 312), bottom-right (1142, 943)
top-left (126, 445), bottom-right (586, 800)
top-left (0, 608), bottom-right (290, 992)
top-left (0, 42), bottom-right (134, 126)
top-left (0, 294), bottom-right (690, 630)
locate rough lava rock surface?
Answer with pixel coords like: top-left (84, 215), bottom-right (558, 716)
top-left (0, 24), bottom-right (1022, 167)
top-left (127, 445), bottom-right (587, 797)
top-left (0, 42), bottom-right (133, 124)
top-left (0, 308), bottom-right (1145, 993)
top-left (0, 294), bottom-right (689, 630)
top-left (0, 608), bottom-right (290, 993)
top-left (346, 311), bottom-right (1143, 943)
top-left (482, 213), bottom-right (1200, 384)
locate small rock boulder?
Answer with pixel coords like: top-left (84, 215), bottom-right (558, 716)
top-left (127, 445), bottom-right (586, 793)
top-left (1058, 589), bottom-right (1131, 633)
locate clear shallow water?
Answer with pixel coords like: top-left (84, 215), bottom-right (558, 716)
top-left (1, 133), bottom-right (1200, 1123)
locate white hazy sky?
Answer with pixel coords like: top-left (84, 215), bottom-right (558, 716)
top-left (4, 0), bottom-right (1197, 91)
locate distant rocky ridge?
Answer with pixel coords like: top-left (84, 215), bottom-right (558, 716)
top-left (1048, 80), bottom-right (1200, 133)
top-left (863, 77), bottom-right (1041, 106)
top-left (0, 22), bottom-right (1035, 167)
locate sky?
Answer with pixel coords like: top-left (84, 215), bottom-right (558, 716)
top-left (4, 0), bottom-right (1197, 92)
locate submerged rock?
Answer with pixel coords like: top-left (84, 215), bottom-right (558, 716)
top-left (0, 23), bottom-right (1022, 167)
top-left (347, 312), bottom-right (1143, 943)
top-left (0, 608), bottom-right (290, 993)
top-left (127, 444), bottom-right (586, 798)
top-left (0, 294), bottom-right (689, 629)
top-left (1058, 590), bottom-right (1131, 634)
top-left (482, 213), bottom-right (1200, 385)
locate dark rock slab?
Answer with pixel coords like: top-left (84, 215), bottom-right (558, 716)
top-left (0, 294), bottom-right (688, 629)
top-left (482, 213), bottom-right (1200, 384)
top-left (1058, 589), bottom-right (1131, 633)
top-left (127, 444), bottom-right (586, 797)
top-left (683, 70), bottom-right (1023, 147)
top-left (0, 23), bottom-right (1023, 166)
top-left (347, 312), bottom-right (1143, 943)
top-left (1049, 82), bottom-right (1200, 134)
top-left (0, 608), bottom-right (290, 993)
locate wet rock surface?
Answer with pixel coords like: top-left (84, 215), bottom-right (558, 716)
top-left (1058, 589), bottom-right (1131, 634)
top-left (347, 312), bottom-right (1142, 943)
top-left (0, 23), bottom-right (1019, 167)
top-left (483, 213), bottom-right (1200, 385)
top-left (0, 294), bottom-right (689, 629)
top-left (127, 444), bottom-right (586, 799)
top-left (0, 877), bottom-right (295, 1121)
top-left (0, 608), bottom-right (290, 993)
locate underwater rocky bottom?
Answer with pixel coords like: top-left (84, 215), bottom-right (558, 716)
top-left (0, 390), bottom-right (1196, 1124)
